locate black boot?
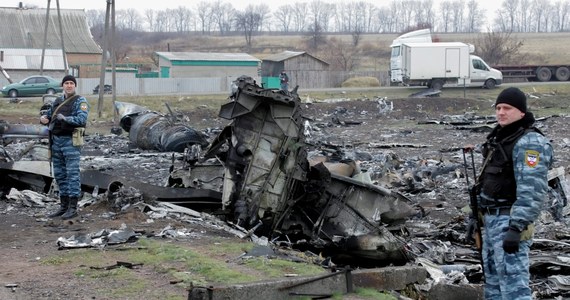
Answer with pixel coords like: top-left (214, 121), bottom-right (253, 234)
top-left (48, 196), bottom-right (69, 218)
top-left (61, 197), bottom-right (79, 220)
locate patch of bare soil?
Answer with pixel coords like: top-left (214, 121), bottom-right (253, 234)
top-left (1, 95), bottom-right (569, 299)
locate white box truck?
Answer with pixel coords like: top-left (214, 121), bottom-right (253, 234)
top-left (401, 42), bottom-right (503, 90)
top-left (390, 29), bottom-right (432, 84)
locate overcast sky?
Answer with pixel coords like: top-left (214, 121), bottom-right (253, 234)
top-left (19, 0), bottom-right (501, 16)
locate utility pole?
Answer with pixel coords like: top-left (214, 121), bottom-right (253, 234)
top-left (111, 0), bottom-right (117, 124)
top-left (97, 0), bottom-right (112, 118)
top-left (55, 0), bottom-right (68, 74)
top-left (40, 0), bottom-right (52, 75)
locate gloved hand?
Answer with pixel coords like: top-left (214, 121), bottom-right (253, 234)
top-left (503, 227), bottom-right (522, 254)
top-left (56, 113), bottom-right (66, 121)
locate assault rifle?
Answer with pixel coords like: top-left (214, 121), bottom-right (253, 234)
top-left (463, 147), bottom-right (482, 251)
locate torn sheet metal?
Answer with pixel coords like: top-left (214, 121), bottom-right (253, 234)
top-left (80, 169), bottom-right (222, 210)
top-left (0, 160), bottom-right (52, 193)
top-left (6, 188), bottom-right (53, 207)
top-left (115, 101), bottom-right (209, 152)
top-left (57, 226), bottom-right (139, 249)
top-left (0, 121), bottom-right (49, 141)
top-left (179, 76), bottom-right (416, 265)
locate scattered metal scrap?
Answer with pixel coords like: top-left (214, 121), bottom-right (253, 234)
top-left (90, 261), bottom-right (143, 270)
top-left (409, 88), bottom-right (441, 98)
top-left (56, 224), bottom-right (140, 249)
top-left (115, 101), bottom-right (209, 152)
top-left (1, 79), bottom-right (570, 298)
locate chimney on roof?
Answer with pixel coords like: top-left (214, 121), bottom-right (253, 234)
top-left (19, 2), bottom-right (23, 8)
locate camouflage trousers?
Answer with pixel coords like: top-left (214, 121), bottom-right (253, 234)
top-left (51, 135), bottom-right (82, 198)
top-left (482, 214), bottom-right (532, 300)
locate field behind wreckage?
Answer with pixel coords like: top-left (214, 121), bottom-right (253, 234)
top-left (2, 82), bottom-right (570, 134)
top-left (1, 77), bottom-right (570, 298)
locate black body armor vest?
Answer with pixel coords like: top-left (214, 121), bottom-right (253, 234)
top-left (50, 96), bottom-right (78, 136)
top-left (480, 127), bottom-right (541, 205)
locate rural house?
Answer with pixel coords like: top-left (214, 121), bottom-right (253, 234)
top-left (0, 6), bottom-right (102, 82)
top-left (261, 51), bottom-right (329, 89)
top-left (155, 51), bottom-right (261, 82)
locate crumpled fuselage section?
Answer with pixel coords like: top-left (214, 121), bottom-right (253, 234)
top-left (200, 77), bottom-right (415, 265)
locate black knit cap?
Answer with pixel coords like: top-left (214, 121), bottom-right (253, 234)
top-left (61, 75), bottom-right (77, 86)
top-left (495, 87), bottom-right (527, 113)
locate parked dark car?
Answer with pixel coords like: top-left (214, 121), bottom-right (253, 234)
top-left (93, 84), bottom-right (113, 94)
top-left (1, 75), bottom-right (63, 98)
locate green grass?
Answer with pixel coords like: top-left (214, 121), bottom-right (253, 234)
top-left (40, 236), bottom-right (328, 295)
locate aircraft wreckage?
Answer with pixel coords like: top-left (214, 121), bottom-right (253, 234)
top-left (167, 76), bottom-right (418, 264)
top-left (115, 101), bottom-right (209, 152)
top-left (0, 77), bottom-right (418, 265)
top-left (0, 77), bottom-right (568, 270)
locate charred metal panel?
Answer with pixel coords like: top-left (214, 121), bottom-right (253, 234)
top-left (115, 101), bottom-right (209, 152)
top-left (212, 76), bottom-right (308, 228)
top-left (0, 121), bottom-right (49, 141)
top-left (81, 169), bottom-right (222, 210)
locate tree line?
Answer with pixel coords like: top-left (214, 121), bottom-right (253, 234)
top-left (85, 0), bottom-right (570, 34)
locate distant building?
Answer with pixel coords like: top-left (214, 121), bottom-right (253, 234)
top-left (261, 51), bottom-right (329, 89)
top-left (0, 6), bottom-right (102, 80)
top-left (155, 51), bottom-right (261, 83)
top-left (0, 48), bottom-right (66, 85)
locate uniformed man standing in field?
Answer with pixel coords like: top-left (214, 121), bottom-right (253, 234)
top-left (40, 75), bottom-right (89, 220)
top-left (474, 87), bottom-right (553, 299)
top-left (279, 70), bottom-right (289, 91)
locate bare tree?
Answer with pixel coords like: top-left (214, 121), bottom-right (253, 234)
top-left (397, 1), bottom-right (415, 32)
top-left (155, 10), bottom-right (172, 32)
top-left (211, 0), bottom-right (236, 35)
top-left (450, 0), bottom-right (465, 32)
top-left (553, 0), bottom-right (570, 31)
top-left (307, 0), bottom-right (334, 32)
top-left (255, 4), bottom-right (272, 32)
top-left (497, 0), bottom-right (521, 32)
top-left (375, 7), bottom-right (395, 32)
top-left (196, 1), bottom-right (214, 34)
top-left (411, 0), bottom-right (433, 27)
top-left (334, 2), bottom-right (352, 32)
top-left (306, 22), bottom-right (326, 50)
top-left (465, 0), bottom-right (485, 32)
top-left (439, 1), bottom-right (452, 32)
top-left (519, 0), bottom-right (531, 32)
top-left (86, 9), bottom-right (105, 29)
top-left (291, 2), bottom-right (308, 32)
top-left (173, 6), bottom-right (192, 32)
top-left (475, 31), bottom-right (525, 65)
top-left (531, 0), bottom-right (551, 32)
top-left (273, 4), bottom-right (293, 32)
top-left (116, 9), bottom-right (143, 31)
top-left (324, 37), bottom-right (358, 71)
top-left (235, 5), bottom-right (261, 48)
top-left (352, 25), bottom-right (363, 46)
top-left (144, 9), bottom-right (155, 32)
top-left (362, 2), bottom-right (378, 32)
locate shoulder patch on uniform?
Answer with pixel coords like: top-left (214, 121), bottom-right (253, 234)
top-left (525, 150), bottom-right (540, 168)
top-left (80, 103), bottom-right (88, 111)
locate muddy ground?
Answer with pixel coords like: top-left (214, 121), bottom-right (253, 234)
top-left (1, 91), bottom-right (569, 300)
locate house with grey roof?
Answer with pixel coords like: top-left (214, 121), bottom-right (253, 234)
top-left (261, 51), bottom-right (329, 89)
top-left (0, 6), bottom-right (102, 80)
top-left (0, 48), bottom-right (66, 85)
top-left (155, 51), bottom-right (261, 83)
